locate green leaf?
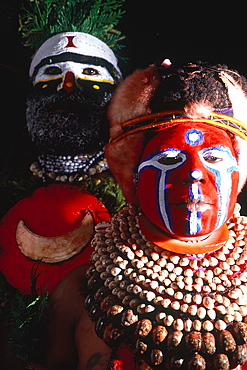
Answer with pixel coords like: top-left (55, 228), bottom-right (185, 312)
top-left (19, 0), bottom-right (125, 50)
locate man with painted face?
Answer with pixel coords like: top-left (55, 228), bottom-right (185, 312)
top-left (26, 32), bottom-right (121, 178)
top-left (0, 30), bottom-right (124, 295)
top-left (44, 61), bottom-right (247, 370)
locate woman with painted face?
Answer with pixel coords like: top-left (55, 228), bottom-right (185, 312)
top-left (44, 61), bottom-right (247, 370)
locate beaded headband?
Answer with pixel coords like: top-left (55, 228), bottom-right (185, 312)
top-left (110, 110), bottom-right (247, 143)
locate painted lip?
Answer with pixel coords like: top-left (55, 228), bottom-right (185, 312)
top-left (172, 199), bottom-right (212, 212)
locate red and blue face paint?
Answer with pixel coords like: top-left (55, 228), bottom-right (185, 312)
top-left (136, 123), bottom-right (239, 239)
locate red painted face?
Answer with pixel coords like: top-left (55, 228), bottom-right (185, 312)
top-left (136, 123), bottom-right (239, 239)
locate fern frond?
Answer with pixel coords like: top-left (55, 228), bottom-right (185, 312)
top-left (19, 0), bottom-right (125, 50)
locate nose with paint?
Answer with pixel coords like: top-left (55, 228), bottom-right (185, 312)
top-left (179, 152), bottom-right (205, 185)
top-left (60, 71), bottom-right (77, 93)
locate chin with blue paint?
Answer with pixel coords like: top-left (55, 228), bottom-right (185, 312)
top-left (136, 122), bottom-right (239, 241)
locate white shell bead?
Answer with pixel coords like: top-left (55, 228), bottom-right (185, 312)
top-left (207, 309), bottom-right (216, 320)
top-left (171, 301), bottom-right (180, 310)
top-left (164, 315), bottom-right (174, 326)
top-left (169, 255), bottom-right (180, 264)
top-left (202, 320), bottom-right (214, 331)
top-left (208, 257), bottom-right (219, 267)
top-left (197, 307), bottom-right (207, 319)
top-left (184, 318), bottom-right (193, 332)
top-left (179, 258), bottom-right (190, 267)
top-left (228, 288), bottom-right (242, 299)
top-left (180, 304), bottom-right (189, 313)
top-left (193, 319), bottom-right (202, 331)
top-left (156, 312), bottom-right (166, 322)
top-left (161, 298), bottom-right (171, 308)
top-left (193, 294), bottom-right (202, 305)
top-left (188, 305), bottom-right (197, 316)
top-left (214, 319), bottom-right (227, 330)
top-left (145, 305), bottom-right (155, 313)
top-left (174, 292), bottom-right (183, 300)
top-left (173, 318), bottom-right (184, 331)
top-left (224, 314), bottom-right (234, 323)
top-left (234, 312), bottom-right (243, 322)
top-left (202, 296), bottom-right (215, 309)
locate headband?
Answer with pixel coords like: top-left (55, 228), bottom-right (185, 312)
top-left (110, 110), bottom-right (247, 143)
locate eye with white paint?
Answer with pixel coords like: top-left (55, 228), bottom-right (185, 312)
top-left (200, 148), bottom-right (236, 167)
top-left (82, 67), bottom-right (100, 76)
top-left (34, 64), bottom-right (65, 83)
top-left (157, 150), bottom-right (186, 166)
top-left (34, 62), bottom-right (114, 85)
top-left (44, 66), bottom-right (62, 76)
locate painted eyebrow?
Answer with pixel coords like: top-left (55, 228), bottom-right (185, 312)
top-left (33, 52), bottom-right (120, 81)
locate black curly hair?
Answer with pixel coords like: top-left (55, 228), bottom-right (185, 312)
top-left (150, 61), bottom-right (247, 112)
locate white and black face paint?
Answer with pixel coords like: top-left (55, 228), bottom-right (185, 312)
top-left (26, 32), bottom-right (121, 155)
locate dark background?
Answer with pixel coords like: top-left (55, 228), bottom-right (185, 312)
top-left (1, 0), bottom-right (247, 210)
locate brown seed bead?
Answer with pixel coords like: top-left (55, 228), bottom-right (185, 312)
top-left (232, 322), bottom-right (247, 344)
top-left (201, 332), bottom-right (216, 355)
top-left (103, 323), bottom-right (124, 346)
top-left (135, 339), bottom-right (148, 355)
top-left (185, 331), bottom-right (202, 353)
top-left (166, 330), bottom-right (183, 351)
top-left (94, 286), bottom-right (110, 302)
top-left (187, 353), bottom-right (206, 370)
top-left (212, 353), bottom-right (230, 370)
top-left (169, 356), bottom-right (184, 369)
top-left (152, 325), bottom-right (168, 345)
top-left (87, 273), bottom-right (102, 290)
top-left (136, 319), bottom-right (153, 338)
top-left (219, 330), bottom-right (236, 353)
top-left (150, 349), bottom-right (164, 366)
top-left (100, 295), bottom-right (118, 312)
top-left (107, 304), bottom-right (124, 317)
top-left (232, 344), bottom-right (247, 365)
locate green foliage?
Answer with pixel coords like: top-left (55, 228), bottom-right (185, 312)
top-left (19, 0), bottom-right (125, 50)
top-left (81, 175), bottom-right (126, 216)
top-left (8, 290), bottom-right (49, 363)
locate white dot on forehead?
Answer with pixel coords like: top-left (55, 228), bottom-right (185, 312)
top-left (185, 129), bottom-right (204, 146)
top-left (189, 132), bottom-right (199, 142)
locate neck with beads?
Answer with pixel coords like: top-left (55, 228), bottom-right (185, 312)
top-left (85, 203), bottom-right (247, 370)
top-left (29, 150), bottom-right (109, 183)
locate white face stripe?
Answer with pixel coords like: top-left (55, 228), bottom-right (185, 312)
top-left (188, 183), bottom-right (202, 234)
top-left (199, 146), bottom-right (239, 227)
top-left (138, 149), bottom-right (186, 233)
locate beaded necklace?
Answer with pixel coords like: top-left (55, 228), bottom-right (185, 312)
top-left (29, 151), bottom-right (108, 183)
top-left (85, 204), bottom-right (247, 369)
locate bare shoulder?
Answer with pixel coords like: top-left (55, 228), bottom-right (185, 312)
top-left (44, 265), bottom-right (91, 368)
top-left (44, 265), bottom-right (112, 369)
top-left (75, 304), bottom-right (112, 370)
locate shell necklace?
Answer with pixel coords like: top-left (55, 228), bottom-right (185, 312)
top-left (85, 203), bottom-right (247, 370)
top-left (29, 151), bottom-right (108, 183)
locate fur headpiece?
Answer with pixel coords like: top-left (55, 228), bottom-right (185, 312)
top-left (105, 62), bottom-right (247, 203)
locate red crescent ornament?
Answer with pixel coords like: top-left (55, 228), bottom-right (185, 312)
top-left (0, 184), bottom-right (110, 293)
